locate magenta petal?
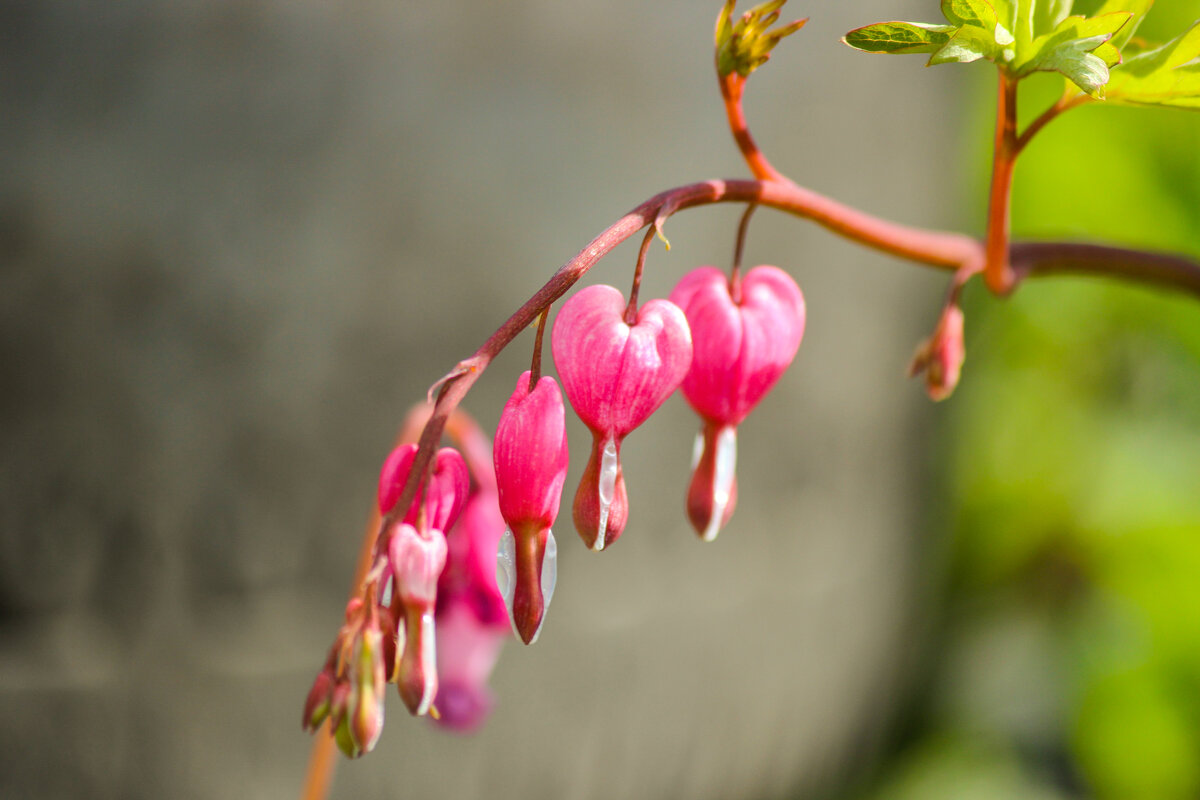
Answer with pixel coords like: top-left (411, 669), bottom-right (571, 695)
top-left (433, 601), bottom-right (506, 732)
top-left (378, 445), bottom-right (470, 532)
top-left (439, 491), bottom-right (510, 630)
top-left (494, 371), bottom-right (569, 531)
top-left (551, 284), bottom-right (693, 438)
top-left (670, 265), bottom-right (805, 426)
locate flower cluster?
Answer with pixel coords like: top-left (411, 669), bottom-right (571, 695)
top-left (304, 263), bottom-right (806, 753)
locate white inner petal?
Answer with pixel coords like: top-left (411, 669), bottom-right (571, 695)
top-left (528, 529), bottom-right (558, 644)
top-left (380, 575), bottom-right (393, 608)
top-left (703, 426), bottom-right (738, 543)
top-left (416, 612), bottom-right (437, 716)
top-left (690, 429), bottom-right (704, 470)
top-left (496, 527), bottom-right (518, 634)
top-left (595, 438), bottom-right (618, 552)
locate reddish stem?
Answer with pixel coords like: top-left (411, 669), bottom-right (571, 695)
top-left (529, 308), bottom-right (549, 390)
top-left (1017, 91), bottom-right (1091, 154)
top-left (984, 71), bottom-right (1019, 295)
top-left (719, 73), bottom-right (787, 183)
top-left (625, 227), bottom-right (657, 324)
top-left (730, 201), bottom-right (757, 302)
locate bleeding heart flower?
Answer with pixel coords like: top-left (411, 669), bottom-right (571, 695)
top-left (389, 522), bottom-right (448, 716)
top-left (378, 444), bottom-right (470, 532)
top-left (431, 599), bottom-right (509, 732)
top-left (492, 371), bottom-right (568, 644)
top-left (551, 284), bottom-right (693, 550)
top-left (669, 265), bottom-right (805, 540)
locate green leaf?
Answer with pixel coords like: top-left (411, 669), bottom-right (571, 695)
top-left (1013, 12), bottom-right (1133, 93)
top-left (929, 24), bottom-right (1006, 64)
top-left (1106, 20), bottom-right (1200, 109)
top-left (842, 21), bottom-right (955, 54)
top-left (1091, 0), bottom-right (1154, 50)
top-left (941, 0), bottom-right (1000, 27)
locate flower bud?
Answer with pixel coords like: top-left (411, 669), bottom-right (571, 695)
top-left (389, 523), bottom-right (448, 716)
top-left (492, 371), bottom-right (568, 643)
top-left (301, 661), bottom-right (337, 732)
top-left (551, 284), bottom-right (692, 549)
top-left (670, 265), bottom-right (805, 539)
top-left (378, 444), bottom-right (470, 531)
top-left (909, 304), bottom-right (965, 402)
top-left (349, 622), bottom-right (386, 754)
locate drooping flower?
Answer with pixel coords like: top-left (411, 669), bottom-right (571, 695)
top-left (431, 598), bottom-right (509, 732)
top-left (389, 522), bottom-right (448, 716)
top-left (908, 303), bottom-right (964, 402)
top-left (376, 444), bottom-right (469, 717)
top-left (669, 265), bottom-right (805, 540)
top-left (492, 370), bottom-right (569, 644)
top-left (378, 444), bottom-right (470, 530)
top-left (551, 284), bottom-right (693, 550)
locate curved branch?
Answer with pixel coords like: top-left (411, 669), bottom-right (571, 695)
top-left (375, 177), bottom-right (983, 547)
top-left (1012, 242), bottom-right (1200, 299)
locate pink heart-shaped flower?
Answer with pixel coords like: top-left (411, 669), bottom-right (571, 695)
top-left (669, 265), bottom-right (805, 426)
top-left (669, 266), bottom-right (804, 541)
top-left (551, 284), bottom-right (693, 550)
top-left (552, 284), bottom-right (693, 439)
top-left (378, 445), bottom-right (470, 533)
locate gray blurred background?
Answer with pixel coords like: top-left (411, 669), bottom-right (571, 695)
top-left (0, 1), bottom-right (967, 798)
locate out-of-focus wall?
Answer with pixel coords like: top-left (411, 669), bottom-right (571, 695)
top-left (0, 1), bottom-right (964, 798)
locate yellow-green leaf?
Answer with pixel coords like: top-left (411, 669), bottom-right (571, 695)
top-left (842, 21), bottom-right (956, 54)
top-left (1106, 20), bottom-right (1200, 109)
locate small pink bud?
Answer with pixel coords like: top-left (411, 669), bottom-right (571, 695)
top-left (909, 304), bottom-right (965, 402)
top-left (377, 445), bottom-right (470, 531)
top-left (492, 371), bottom-right (568, 644)
top-left (551, 284), bottom-right (693, 549)
top-left (670, 266), bottom-right (804, 539)
top-left (389, 523), bottom-right (448, 716)
top-left (432, 600), bottom-right (508, 732)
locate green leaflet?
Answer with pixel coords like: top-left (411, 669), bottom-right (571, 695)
top-left (843, 0), bottom-right (1176, 100)
top-left (1106, 20), bottom-right (1200, 109)
top-left (1092, 0), bottom-right (1154, 50)
top-left (842, 22), bottom-right (955, 54)
top-left (1014, 12), bottom-right (1133, 94)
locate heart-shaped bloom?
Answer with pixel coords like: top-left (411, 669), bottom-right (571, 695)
top-left (389, 522), bottom-right (449, 716)
top-left (669, 266), bottom-right (805, 540)
top-left (378, 444), bottom-right (470, 531)
top-left (492, 371), bottom-right (568, 644)
top-left (431, 598), bottom-right (509, 732)
top-left (552, 284), bottom-right (693, 550)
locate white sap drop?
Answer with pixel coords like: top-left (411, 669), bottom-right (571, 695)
top-left (594, 438), bottom-right (619, 552)
top-left (416, 612), bottom-right (437, 716)
top-left (527, 529), bottom-right (558, 644)
top-left (496, 527), bottom-right (518, 634)
top-left (702, 426), bottom-right (738, 543)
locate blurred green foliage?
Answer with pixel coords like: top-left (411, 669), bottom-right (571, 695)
top-left (863, 2), bottom-right (1200, 798)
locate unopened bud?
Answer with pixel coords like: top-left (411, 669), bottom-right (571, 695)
top-left (909, 305), bottom-right (965, 402)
